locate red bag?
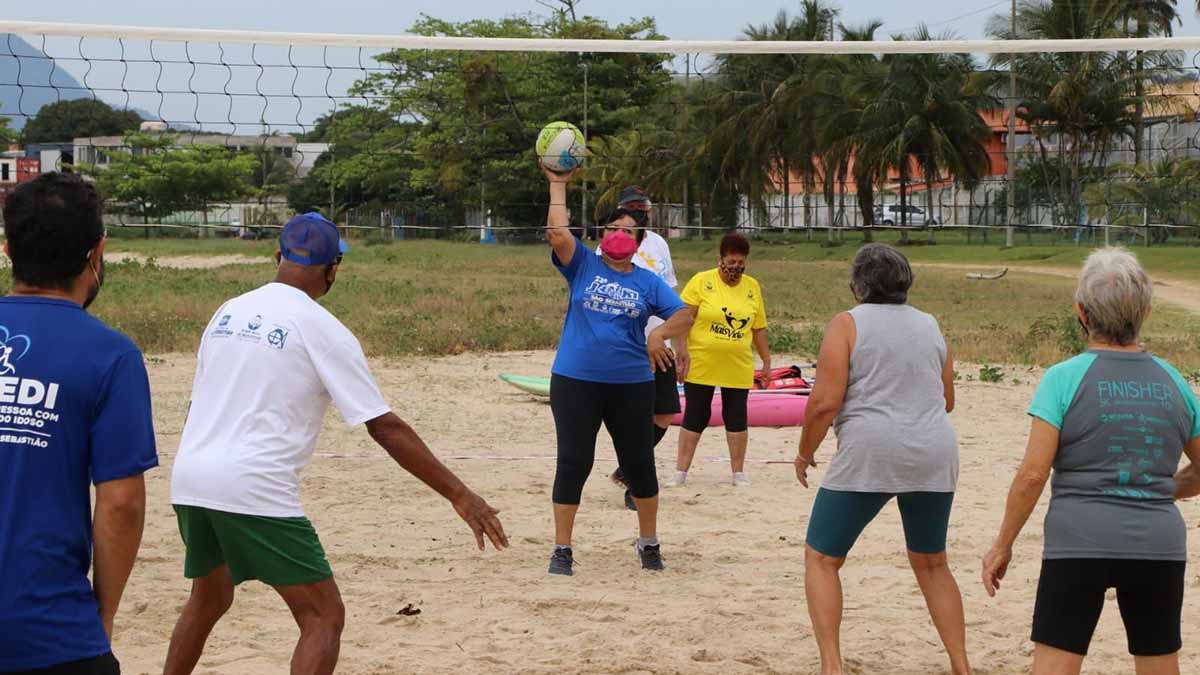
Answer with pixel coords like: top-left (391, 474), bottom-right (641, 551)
top-left (753, 365), bottom-right (809, 390)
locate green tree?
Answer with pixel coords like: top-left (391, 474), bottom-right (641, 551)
top-left (88, 133), bottom-right (255, 224)
top-left (988, 0), bottom-right (1138, 226)
top-left (712, 2), bottom-right (836, 229)
top-left (1116, 0), bottom-right (1180, 164)
top-left (0, 116), bottom-right (17, 147)
top-left (22, 99), bottom-right (142, 144)
top-left (246, 145), bottom-right (298, 224)
top-left (1084, 157), bottom-right (1200, 241)
top-left (347, 13), bottom-right (674, 227)
top-left (851, 26), bottom-right (995, 242)
top-left (810, 20), bottom-right (886, 239)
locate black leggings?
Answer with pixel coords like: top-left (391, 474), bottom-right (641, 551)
top-left (681, 382), bottom-right (749, 433)
top-left (4, 653), bottom-right (120, 675)
top-left (550, 374), bottom-right (658, 505)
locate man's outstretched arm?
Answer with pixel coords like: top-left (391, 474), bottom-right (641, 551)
top-left (365, 413), bottom-right (509, 551)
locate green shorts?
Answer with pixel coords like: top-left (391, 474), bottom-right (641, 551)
top-left (174, 505), bottom-right (333, 587)
top-left (805, 488), bottom-right (955, 558)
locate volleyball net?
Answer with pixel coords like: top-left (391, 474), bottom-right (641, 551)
top-left (2, 18), bottom-right (1200, 245)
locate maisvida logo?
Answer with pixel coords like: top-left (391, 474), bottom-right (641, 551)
top-left (710, 307), bottom-right (750, 340)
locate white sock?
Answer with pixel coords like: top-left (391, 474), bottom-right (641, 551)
top-left (637, 536), bottom-right (659, 550)
top-left (672, 470), bottom-right (688, 482)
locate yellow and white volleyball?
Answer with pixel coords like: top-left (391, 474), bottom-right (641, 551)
top-left (535, 121), bottom-right (586, 172)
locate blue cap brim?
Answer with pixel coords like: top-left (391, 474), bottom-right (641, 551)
top-left (338, 239), bottom-right (349, 255)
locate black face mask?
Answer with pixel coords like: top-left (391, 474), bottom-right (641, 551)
top-left (323, 255), bottom-right (342, 294)
top-left (82, 256), bottom-right (104, 311)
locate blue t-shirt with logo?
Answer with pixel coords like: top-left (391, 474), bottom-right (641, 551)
top-left (0, 297), bottom-right (158, 670)
top-left (551, 238), bottom-right (685, 384)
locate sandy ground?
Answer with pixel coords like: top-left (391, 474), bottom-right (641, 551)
top-left (106, 350), bottom-right (1200, 675)
top-left (915, 262), bottom-right (1200, 316)
top-left (107, 253), bottom-right (271, 269)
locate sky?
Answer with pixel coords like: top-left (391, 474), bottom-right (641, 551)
top-left (6, 0), bottom-right (1200, 133)
top-left (11, 0), bottom-right (1200, 44)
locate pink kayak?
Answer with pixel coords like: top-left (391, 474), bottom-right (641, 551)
top-left (671, 391), bottom-right (808, 428)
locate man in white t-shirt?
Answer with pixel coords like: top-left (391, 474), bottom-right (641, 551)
top-left (164, 212), bottom-right (507, 675)
top-left (600, 187), bottom-right (680, 510)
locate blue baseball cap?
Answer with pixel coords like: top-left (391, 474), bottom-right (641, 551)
top-left (279, 212), bottom-right (349, 266)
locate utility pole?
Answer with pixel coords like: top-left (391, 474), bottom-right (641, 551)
top-left (581, 60), bottom-right (589, 237)
top-left (683, 53), bottom-right (690, 232)
top-left (1005, 0), bottom-right (1017, 248)
top-left (329, 147), bottom-right (336, 224)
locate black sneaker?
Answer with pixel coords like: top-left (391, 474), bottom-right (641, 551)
top-left (637, 543), bottom-right (664, 571)
top-left (548, 547), bottom-right (574, 576)
top-left (624, 489), bottom-right (638, 511)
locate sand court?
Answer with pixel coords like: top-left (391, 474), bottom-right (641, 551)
top-left (112, 350), bottom-right (1200, 674)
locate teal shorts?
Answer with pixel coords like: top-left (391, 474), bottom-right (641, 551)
top-left (174, 505), bottom-right (333, 587)
top-left (805, 489), bottom-right (955, 558)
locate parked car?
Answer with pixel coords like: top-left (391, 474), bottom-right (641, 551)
top-left (873, 204), bottom-right (937, 227)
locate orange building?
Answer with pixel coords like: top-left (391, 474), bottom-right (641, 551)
top-left (770, 109), bottom-right (1031, 197)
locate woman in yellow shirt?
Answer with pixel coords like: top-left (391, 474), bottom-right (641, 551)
top-left (671, 232), bottom-right (771, 487)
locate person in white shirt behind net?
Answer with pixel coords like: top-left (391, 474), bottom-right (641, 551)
top-left (163, 213), bottom-right (508, 675)
top-left (603, 186), bottom-right (682, 511)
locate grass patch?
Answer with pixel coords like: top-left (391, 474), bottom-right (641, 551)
top-left (8, 236), bottom-right (1195, 369)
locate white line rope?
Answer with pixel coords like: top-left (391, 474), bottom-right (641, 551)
top-left (107, 221), bottom-right (1200, 233)
top-left (3, 21), bottom-right (1200, 54)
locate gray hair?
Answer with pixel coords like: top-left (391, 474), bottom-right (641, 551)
top-left (850, 243), bottom-right (913, 304)
top-left (1074, 247), bottom-right (1152, 346)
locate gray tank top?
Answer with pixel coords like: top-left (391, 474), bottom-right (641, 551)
top-left (822, 304), bottom-right (959, 493)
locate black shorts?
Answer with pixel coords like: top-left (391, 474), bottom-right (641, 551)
top-left (1032, 558), bottom-right (1185, 657)
top-left (4, 652), bottom-right (120, 675)
top-left (654, 362), bottom-right (681, 416)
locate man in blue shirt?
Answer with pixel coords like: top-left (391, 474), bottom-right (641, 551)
top-left (0, 173), bottom-right (158, 674)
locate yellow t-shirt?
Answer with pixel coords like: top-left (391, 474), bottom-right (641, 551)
top-left (680, 268), bottom-right (768, 389)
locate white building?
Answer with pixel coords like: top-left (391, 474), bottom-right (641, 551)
top-left (74, 134), bottom-right (329, 178)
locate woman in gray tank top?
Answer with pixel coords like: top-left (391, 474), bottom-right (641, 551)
top-left (795, 244), bottom-right (970, 675)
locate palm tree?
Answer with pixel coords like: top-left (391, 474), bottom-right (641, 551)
top-left (852, 26), bottom-right (996, 242)
top-left (988, 0), bottom-right (1135, 226)
top-left (810, 20), bottom-right (885, 240)
top-left (712, 1), bottom-right (837, 230)
top-left (1116, 0), bottom-right (1180, 164)
top-left (1085, 157), bottom-right (1200, 242)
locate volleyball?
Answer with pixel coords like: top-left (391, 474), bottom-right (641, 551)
top-left (535, 121), bottom-right (586, 173)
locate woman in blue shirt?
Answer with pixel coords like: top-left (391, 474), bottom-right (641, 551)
top-left (541, 163), bottom-right (692, 576)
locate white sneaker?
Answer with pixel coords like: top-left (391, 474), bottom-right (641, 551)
top-left (731, 472), bottom-right (751, 487)
top-left (665, 471), bottom-right (688, 487)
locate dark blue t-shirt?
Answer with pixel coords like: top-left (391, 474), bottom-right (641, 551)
top-left (551, 238), bottom-right (685, 383)
top-left (0, 297), bottom-right (158, 670)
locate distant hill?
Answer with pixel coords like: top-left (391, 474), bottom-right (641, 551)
top-left (0, 35), bottom-right (156, 131)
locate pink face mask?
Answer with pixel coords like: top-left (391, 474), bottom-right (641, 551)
top-left (600, 230), bottom-right (638, 261)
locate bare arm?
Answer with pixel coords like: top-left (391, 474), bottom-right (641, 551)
top-left (752, 327), bottom-right (772, 385)
top-left (542, 164), bottom-right (576, 266)
top-left (1173, 435), bottom-right (1200, 499)
top-left (942, 346), bottom-right (956, 413)
top-left (795, 312), bottom-right (854, 487)
top-left (981, 417), bottom-right (1058, 596)
top-left (673, 306), bottom-right (697, 382)
top-left (647, 307), bottom-right (694, 373)
top-left (366, 412), bottom-right (508, 551)
top-left (93, 474), bottom-right (146, 639)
